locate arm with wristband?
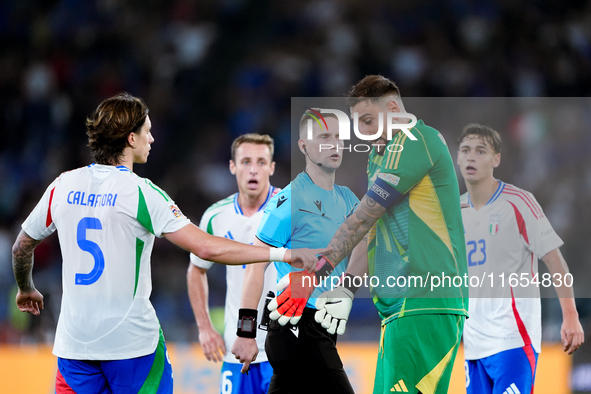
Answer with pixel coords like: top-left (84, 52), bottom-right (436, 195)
top-left (267, 176), bottom-right (400, 327)
top-left (231, 237), bottom-right (273, 374)
top-left (165, 223), bottom-right (327, 271)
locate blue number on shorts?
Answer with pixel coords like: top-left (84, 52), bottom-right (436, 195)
top-left (467, 239), bottom-right (486, 266)
top-left (76, 217), bottom-right (105, 285)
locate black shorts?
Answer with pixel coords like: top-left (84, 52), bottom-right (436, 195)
top-left (265, 307), bottom-right (355, 394)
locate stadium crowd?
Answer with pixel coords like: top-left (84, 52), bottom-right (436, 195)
top-left (1, 0), bottom-right (590, 345)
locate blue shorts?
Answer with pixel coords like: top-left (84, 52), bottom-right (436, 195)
top-left (56, 336), bottom-right (172, 394)
top-left (219, 361), bottom-right (273, 394)
top-left (466, 344), bottom-right (538, 394)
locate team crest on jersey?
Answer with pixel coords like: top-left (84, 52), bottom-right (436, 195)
top-left (170, 204), bottom-right (184, 219)
top-left (489, 214), bottom-right (501, 235)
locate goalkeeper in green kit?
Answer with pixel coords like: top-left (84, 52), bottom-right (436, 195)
top-left (269, 76), bottom-right (469, 394)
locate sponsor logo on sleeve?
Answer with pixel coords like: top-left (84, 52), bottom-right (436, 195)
top-left (540, 228), bottom-right (554, 238)
top-left (378, 172), bottom-right (400, 187)
top-left (277, 195), bottom-right (288, 208)
top-left (170, 204), bottom-right (184, 219)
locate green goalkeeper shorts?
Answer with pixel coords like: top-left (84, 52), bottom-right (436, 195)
top-left (373, 314), bottom-right (465, 394)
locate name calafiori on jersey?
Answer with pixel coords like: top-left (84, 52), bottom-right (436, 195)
top-left (67, 191), bottom-right (118, 207)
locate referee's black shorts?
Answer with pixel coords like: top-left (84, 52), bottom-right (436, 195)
top-left (265, 307), bottom-right (355, 394)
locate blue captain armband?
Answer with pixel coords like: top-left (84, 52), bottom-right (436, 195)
top-left (366, 176), bottom-right (402, 209)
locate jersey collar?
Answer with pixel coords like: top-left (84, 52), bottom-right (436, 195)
top-left (234, 186), bottom-right (276, 215)
top-left (467, 180), bottom-right (505, 207)
top-left (87, 163), bottom-right (130, 172)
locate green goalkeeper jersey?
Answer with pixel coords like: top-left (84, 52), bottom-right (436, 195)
top-left (367, 120), bottom-right (468, 324)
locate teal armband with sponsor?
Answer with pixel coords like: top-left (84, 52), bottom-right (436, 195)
top-left (366, 176), bottom-right (402, 208)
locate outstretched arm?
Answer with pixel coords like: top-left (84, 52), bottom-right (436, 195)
top-left (542, 248), bottom-right (584, 354)
top-left (231, 237), bottom-right (271, 374)
top-left (12, 230), bottom-right (44, 315)
top-left (324, 195), bottom-right (386, 267)
top-left (187, 264), bottom-right (226, 362)
top-left (165, 223), bottom-right (322, 269)
top-left (165, 223), bottom-right (283, 265)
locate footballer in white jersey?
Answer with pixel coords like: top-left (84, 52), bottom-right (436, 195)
top-left (22, 164), bottom-right (190, 360)
top-left (12, 94), bottom-right (316, 394)
top-left (187, 134), bottom-right (279, 394)
top-left (461, 181), bottom-right (562, 360)
top-left (457, 124), bottom-right (584, 394)
top-left (190, 188), bottom-right (278, 364)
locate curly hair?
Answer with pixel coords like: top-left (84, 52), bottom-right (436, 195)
top-left (86, 92), bottom-right (149, 165)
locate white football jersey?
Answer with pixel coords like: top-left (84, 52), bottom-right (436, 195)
top-left (461, 181), bottom-right (563, 360)
top-left (21, 164), bottom-right (191, 360)
top-left (190, 187), bottom-right (278, 364)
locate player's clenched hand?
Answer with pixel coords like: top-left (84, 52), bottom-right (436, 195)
top-left (231, 337), bottom-right (258, 374)
top-left (561, 314), bottom-right (585, 355)
top-left (315, 287), bottom-right (354, 335)
top-left (15, 289), bottom-right (44, 316)
top-left (198, 325), bottom-right (226, 362)
top-left (288, 248), bottom-right (332, 271)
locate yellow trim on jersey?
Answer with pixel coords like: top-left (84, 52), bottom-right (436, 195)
top-left (392, 234), bottom-right (405, 255)
top-left (398, 298), bottom-right (407, 318)
top-left (393, 133), bottom-right (409, 169)
top-left (385, 132), bottom-right (405, 170)
top-left (377, 220), bottom-right (393, 252)
top-left (379, 325), bottom-right (386, 357)
top-left (383, 133), bottom-right (397, 170)
top-left (409, 174), bottom-right (454, 259)
top-left (415, 316), bottom-right (462, 394)
top-left (368, 222), bottom-right (377, 244)
top-left (381, 308), bottom-right (469, 326)
top-left (415, 128), bottom-right (434, 167)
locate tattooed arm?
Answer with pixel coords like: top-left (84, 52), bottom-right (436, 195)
top-left (12, 230), bottom-right (44, 315)
top-left (324, 195), bottom-right (386, 267)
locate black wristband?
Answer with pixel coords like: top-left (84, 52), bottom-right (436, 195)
top-left (237, 308), bottom-right (258, 338)
top-left (314, 255), bottom-right (335, 283)
top-left (341, 273), bottom-right (362, 295)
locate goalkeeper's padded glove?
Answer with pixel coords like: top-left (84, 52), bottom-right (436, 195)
top-left (268, 255), bottom-right (334, 326)
top-left (314, 286), bottom-right (354, 335)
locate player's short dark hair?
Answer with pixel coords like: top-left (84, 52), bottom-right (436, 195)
top-left (299, 108), bottom-right (339, 139)
top-left (86, 92), bottom-right (149, 165)
top-left (458, 123), bottom-right (502, 154)
top-left (346, 75), bottom-right (401, 108)
top-left (231, 134), bottom-right (274, 162)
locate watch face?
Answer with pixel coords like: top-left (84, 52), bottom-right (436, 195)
top-left (242, 318), bottom-right (254, 332)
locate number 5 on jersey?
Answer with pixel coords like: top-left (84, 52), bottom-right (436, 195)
top-left (76, 217), bottom-right (105, 285)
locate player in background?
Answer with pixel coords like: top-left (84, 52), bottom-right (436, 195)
top-left (457, 124), bottom-right (584, 394)
top-left (231, 109), bottom-right (365, 394)
top-left (11, 93), bottom-right (322, 394)
top-left (274, 75), bottom-right (469, 394)
top-left (187, 133), bottom-right (278, 394)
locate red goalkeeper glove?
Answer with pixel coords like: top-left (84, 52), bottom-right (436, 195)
top-left (268, 255), bottom-right (334, 326)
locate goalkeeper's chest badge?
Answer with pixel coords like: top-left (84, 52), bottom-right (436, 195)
top-left (489, 214), bottom-right (501, 236)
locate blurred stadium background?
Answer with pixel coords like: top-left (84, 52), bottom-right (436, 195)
top-left (1, 0), bottom-right (591, 392)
